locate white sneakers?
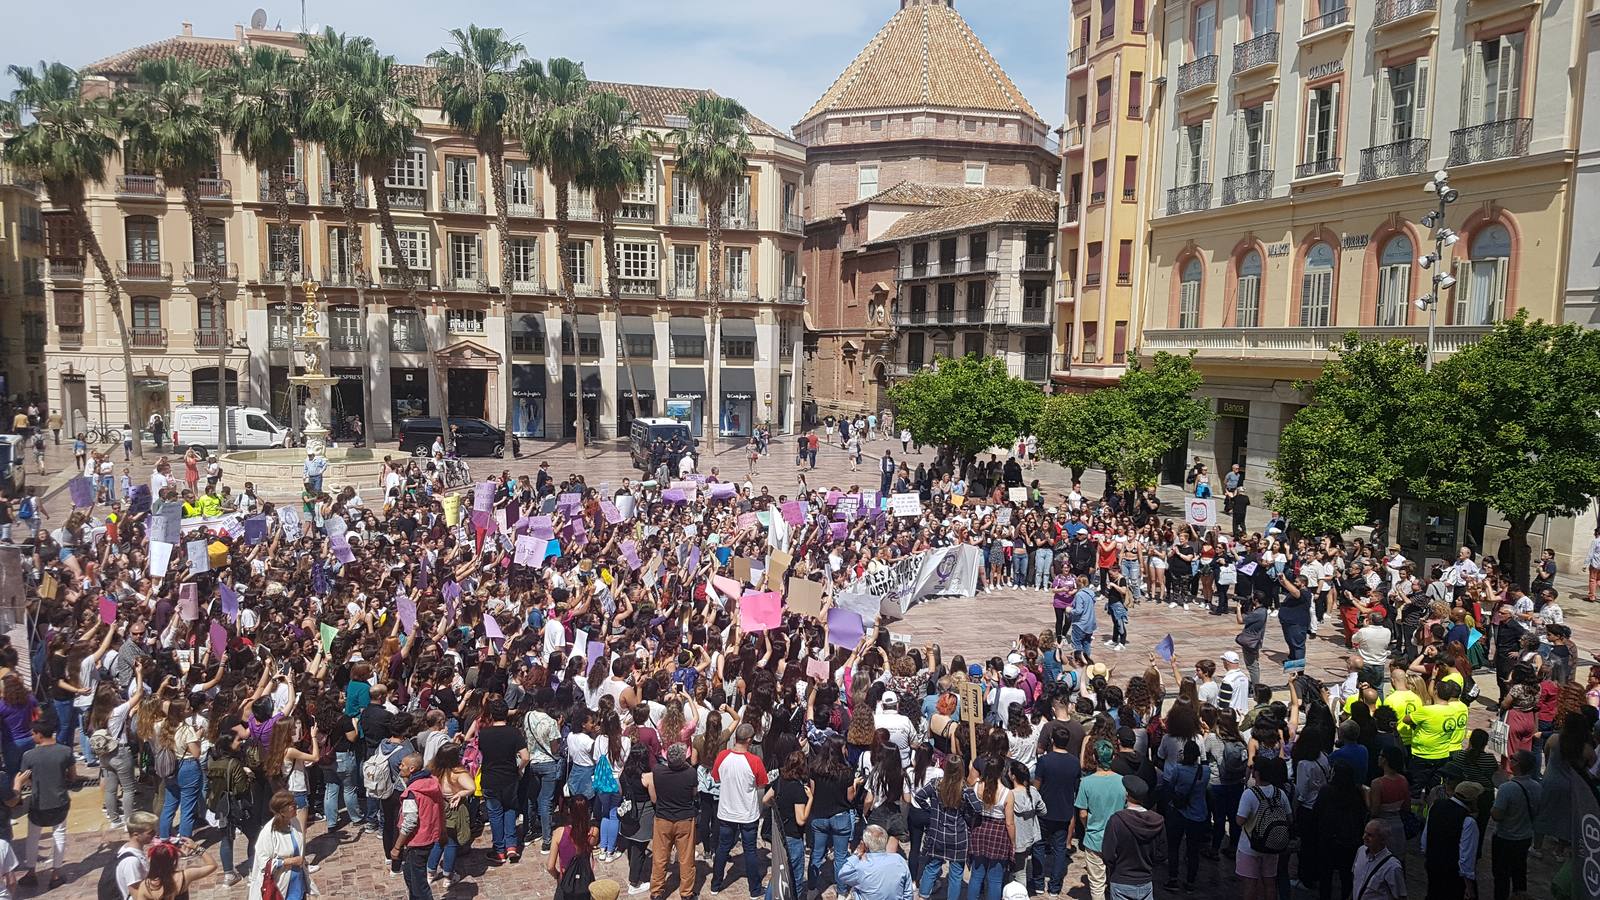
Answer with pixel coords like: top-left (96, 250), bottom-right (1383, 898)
top-left (629, 884), bottom-right (652, 896)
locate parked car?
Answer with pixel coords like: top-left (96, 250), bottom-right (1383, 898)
top-left (396, 417), bottom-right (519, 457)
top-left (629, 417), bottom-right (697, 472)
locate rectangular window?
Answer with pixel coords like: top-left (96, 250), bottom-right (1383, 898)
top-left (1117, 241), bottom-right (1133, 285)
top-left (969, 233), bottom-right (988, 268)
top-left (1122, 156), bottom-right (1138, 200)
top-left (380, 227), bottom-right (430, 271)
top-left (964, 163), bottom-right (986, 187)
top-left (326, 227), bottom-right (350, 277)
top-left (1252, 0), bottom-right (1276, 33)
top-left (1096, 78), bottom-right (1113, 124)
top-left (782, 182), bottom-right (798, 218)
top-left (390, 308), bottom-right (424, 351)
top-left (618, 241), bottom-right (659, 282)
top-left (722, 335), bottom-right (755, 359)
top-left (1236, 273), bottom-right (1260, 327)
top-left (565, 240), bottom-right (591, 286)
top-left (447, 308), bottom-right (485, 334)
top-left (672, 177), bottom-right (699, 218)
top-left (1194, 1), bottom-right (1217, 56)
top-left (673, 330), bottom-right (705, 359)
top-left (509, 238), bottom-right (539, 286)
top-left (782, 251), bottom-right (799, 288)
top-left (268, 224), bottom-right (302, 274)
top-left (1383, 63), bottom-right (1418, 142)
top-left (386, 148), bottom-right (427, 189)
top-left (132, 298), bottom-right (161, 330)
top-left (1113, 321), bottom-right (1128, 363)
top-left (1179, 121), bottom-right (1211, 184)
top-left (725, 247), bottom-right (750, 295)
top-left (1458, 257), bottom-right (1507, 325)
top-left (1133, 0), bottom-right (1147, 31)
top-left (1299, 268), bottom-right (1333, 326)
top-left (1091, 159), bottom-right (1108, 203)
top-left (1128, 72), bottom-right (1143, 118)
top-left (724, 176), bottom-right (751, 224)
top-left (449, 233), bottom-right (480, 282)
top-left (622, 164), bottom-right (658, 205)
top-left (193, 305), bottom-right (217, 336)
top-left (445, 156), bottom-right (477, 203)
top-left (1376, 261), bottom-right (1409, 327)
top-left (508, 163), bottom-right (533, 208)
top-left (1086, 241), bottom-right (1103, 287)
top-left (327, 306), bottom-right (360, 347)
top-left (1100, 0), bottom-right (1116, 37)
top-left (1470, 33), bottom-right (1524, 123)
top-left (1178, 279), bottom-right (1200, 329)
top-left (674, 246), bottom-right (699, 294)
top-left (1303, 83), bottom-right (1341, 167)
top-left (1082, 321), bottom-right (1100, 363)
top-left (857, 165), bottom-right (879, 200)
top-left (966, 280), bottom-right (986, 317)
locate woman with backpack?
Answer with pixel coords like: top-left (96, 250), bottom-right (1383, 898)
top-left (208, 732), bottom-right (259, 886)
top-left (1159, 739), bottom-right (1211, 892)
top-left (154, 695), bottom-right (204, 841)
top-left (1202, 707), bottom-right (1249, 857)
top-left (593, 709), bottom-right (631, 863)
top-left (618, 743), bottom-right (656, 894)
top-left (548, 795), bottom-right (599, 900)
top-left (87, 668), bottom-right (144, 829)
top-left (1235, 756), bottom-right (1291, 900)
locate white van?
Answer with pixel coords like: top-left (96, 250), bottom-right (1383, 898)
top-left (171, 405), bottom-right (290, 451)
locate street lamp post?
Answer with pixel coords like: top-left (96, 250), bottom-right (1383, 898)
top-left (1414, 170), bottom-right (1461, 372)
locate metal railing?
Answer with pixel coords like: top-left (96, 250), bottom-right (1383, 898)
top-left (510, 278), bottom-right (546, 295)
top-left (724, 205), bottom-right (752, 229)
top-left (321, 186), bottom-right (369, 208)
top-left (447, 275), bottom-right (490, 293)
top-left (782, 213), bottom-right (805, 234)
top-left (898, 256), bottom-right (995, 279)
top-left (1448, 119), bottom-right (1532, 166)
top-left (442, 194), bottom-right (484, 214)
top-left (260, 266), bottom-right (304, 285)
top-left (619, 277), bottom-right (660, 298)
top-left (668, 284), bottom-right (703, 300)
top-left (1085, 271), bottom-right (1102, 288)
top-left (1166, 182), bottom-right (1212, 215)
top-left (508, 200), bottom-right (543, 218)
top-left (1304, 6), bottom-right (1350, 32)
top-left (1024, 356), bottom-right (1049, 382)
top-left (197, 178), bottom-right (231, 200)
top-left (1052, 353), bottom-right (1073, 373)
top-left (1360, 138), bottom-right (1430, 181)
top-left (195, 329), bottom-right (231, 349)
top-left (379, 266), bottom-right (433, 288)
top-left (1095, 111), bottom-right (1111, 126)
top-left (129, 326), bottom-right (167, 348)
top-left (117, 175), bottom-right (165, 197)
top-left (567, 205), bottom-right (598, 222)
top-left (1062, 126), bottom-right (1085, 149)
top-left (183, 261), bottom-right (239, 281)
top-left (1233, 32), bottom-right (1280, 73)
top-left (387, 187), bottom-right (427, 210)
top-left (322, 268), bottom-right (369, 288)
top-left (0, 167), bottom-right (40, 190)
top-left (618, 203), bottom-right (657, 223)
top-left (1177, 55), bottom-right (1219, 93)
top-left (1295, 156), bottom-right (1342, 179)
top-left (1222, 170), bottom-right (1274, 205)
top-left (1068, 47), bottom-right (1087, 69)
top-left (117, 260), bottom-right (171, 280)
top-left (1060, 202), bottom-right (1080, 226)
top-left (1374, 0), bottom-right (1436, 25)
top-left (1019, 306), bottom-right (1049, 324)
top-left (259, 180), bottom-right (309, 204)
top-left (1141, 324), bottom-right (1492, 358)
top-left (49, 260), bottom-right (85, 281)
top-left (1023, 253), bottom-right (1053, 271)
top-left (779, 285), bottom-right (805, 303)
top-left (670, 208), bottom-right (702, 226)
top-left (1090, 189), bottom-right (1106, 205)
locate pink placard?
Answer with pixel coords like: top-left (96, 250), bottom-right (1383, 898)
top-left (738, 592), bottom-right (783, 632)
top-left (99, 597), bottom-right (117, 625)
top-left (712, 575), bottom-right (744, 599)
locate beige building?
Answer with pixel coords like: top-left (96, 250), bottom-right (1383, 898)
top-left (1055, 0), bottom-right (1158, 389)
top-left (798, 0), bottom-right (1058, 420)
top-left (0, 166), bottom-right (46, 409)
top-left (43, 24), bottom-right (807, 445)
top-left (1141, 0), bottom-right (1585, 561)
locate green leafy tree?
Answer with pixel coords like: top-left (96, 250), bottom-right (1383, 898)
top-left (1421, 313), bottom-right (1600, 580)
top-left (1267, 337), bottom-right (1431, 536)
top-left (1035, 391), bottom-right (1108, 481)
top-left (889, 355), bottom-right (1043, 459)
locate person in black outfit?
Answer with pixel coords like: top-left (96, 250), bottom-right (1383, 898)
top-left (649, 742), bottom-right (700, 900)
top-left (1423, 781), bottom-right (1481, 900)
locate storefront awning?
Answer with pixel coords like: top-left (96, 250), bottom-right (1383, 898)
top-left (669, 316), bottom-right (704, 339)
top-left (621, 315), bottom-right (655, 338)
top-left (721, 366), bottom-right (757, 401)
top-left (513, 313), bottom-right (545, 337)
top-left (618, 365), bottom-right (656, 400)
top-left (669, 367), bottom-right (707, 399)
top-left (564, 365), bottom-right (600, 400)
top-left (720, 317), bottom-right (757, 340)
top-left (512, 363), bottom-right (546, 399)
top-left (577, 314), bottom-right (602, 337)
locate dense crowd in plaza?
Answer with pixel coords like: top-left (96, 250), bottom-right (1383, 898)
top-left (0, 418), bottom-right (1598, 900)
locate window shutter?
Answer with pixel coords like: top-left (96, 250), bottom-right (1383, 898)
top-left (1177, 127), bottom-right (1193, 184)
top-left (1303, 91), bottom-right (1321, 164)
top-left (1261, 101), bottom-right (1275, 171)
top-left (1414, 57), bottom-right (1431, 137)
top-left (476, 236), bottom-right (485, 279)
top-left (1375, 67), bottom-right (1391, 142)
top-left (293, 146), bottom-right (304, 181)
top-left (1464, 42), bottom-right (1485, 126)
top-left (1200, 118), bottom-right (1214, 183)
top-left (1328, 82), bottom-right (1342, 162)
top-left (1232, 109), bottom-right (1246, 175)
top-left (1491, 257), bottom-right (1508, 321)
top-left (1452, 259), bottom-right (1470, 325)
top-left (1299, 273), bottom-right (1314, 326)
top-left (1498, 33), bottom-right (1523, 120)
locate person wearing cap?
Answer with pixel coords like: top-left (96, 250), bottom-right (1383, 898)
top-left (835, 824), bottom-right (914, 900)
top-left (1076, 741), bottom-right (1128, 900)
top-left (874, 691), bottom-right (915, 767)
top-left (1217, 652), bottom-right (1251, 714)
top-left (987, 668), bottom-right (1026, 728)
top-left (1422, 780), bottom-right (1481, 900)
top-left (1068, 582), bottom-right (1097, 666)
top-left (1101, 775), bottom-right (1165, 900)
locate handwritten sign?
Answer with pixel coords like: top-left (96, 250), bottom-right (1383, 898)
top-left (621, 539), bottom-right (641, 570)
top-left (1008, 487), bottom-right (1028, 503)
top-left (474, 481), bottom-right (496, 512)
top-left (149, 541), bottom-right (173, 578)
top-left (781, 501), bottom-right (806, 526)
top-left (186, 539), bottom-right (211, 573)
top-left (277, 506), bottom-right (302, 541)
top-left (600, 501), bottom-right (622, 524)
top-left (890, 493), bottom-right (923, 517)
top-left (514, 535), bottom-right (543, 567)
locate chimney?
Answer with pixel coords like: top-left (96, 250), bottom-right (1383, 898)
top-left (181, 21), bottom-right (193, 35)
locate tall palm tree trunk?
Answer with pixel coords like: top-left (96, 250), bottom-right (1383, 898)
top-left (488, 148), bottom-right (515, 459)
top-left (601, 204), bottom-right (642, 422)
top-left (553, 180), bottom-right (584, 456)
top-left (73, 204), bottom-right (142, 460)
top-left (705, 205), bottom-right (724, 454)
top-left (338, 162), bottom-right (371, 448)
top-left (182, 185), bottom-right (229, 452)
top-left (372, 169), bottom-right (451, 455)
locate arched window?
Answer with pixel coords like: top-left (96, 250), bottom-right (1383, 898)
top-left (125, 215), bottom-right (160, 262)
top-left (1178, 258), bottom-right (1203, 329)
top-left (1235, 250), bottom-right (1262, 327)
top-left (1375, 234), bottom-right (1412, 327)
top-left (1299, 241), bottom-right (1335, 327)
top-left (192, 367), bottom-right (239, 406)
top-left (1457, 224), bottom-right (1510, 325)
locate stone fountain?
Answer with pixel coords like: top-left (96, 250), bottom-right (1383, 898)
top-left (287, 279), bottom-right (340, 456)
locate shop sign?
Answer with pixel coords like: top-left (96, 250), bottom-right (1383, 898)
top-left (1266, 243), bottom-right (1291, 257)
top-left (1217, 398), bottom-right (1250, 418)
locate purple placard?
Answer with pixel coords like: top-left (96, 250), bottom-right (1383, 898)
top-left (600, 501), bottom-right (622, 524)
top-left (621, 539), bottom-right (641, 570)
top-left (826, 607), bottom-right (865, 648)
top-left (474, 481), bottom-right (495, 512)
top-left (209, 621), bottom-right (228, 657)
top-left (515, 535), bottom-right (543, 567)
top-left (710, 482), bottom-right (736, 501)
top-left (737, 512), bottom-right (757, 529)
top-left (829, 521), bottom-right (847, 541)
top-left (219, 582), bottom-right (240, 621)
top-left (687, 545), bottom-right (702, 572)
top-left (69, 476), bottom-right (95, 509)
top-left (330, 534), bottom-right (355, 563)
top-left (442, 580), bottom-right (461, 602)
top-left (484, 614), bottom-right (504, 641)
top-left (529, 515), bottom-right (555, 540)
top-left (780, 501), bottom-right (806, 526)
top-left (99, 597), bottom-right (117, 624)
top-left (825, 490), bottom-right (842, 507)
top-left (663, 488), bottom-right (686, 503)
top-left (244, 515), bottom-right (268, 545)
top-left (397, 594), bottom-right (417, 633)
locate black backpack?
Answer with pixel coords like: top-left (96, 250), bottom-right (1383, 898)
top-left (554, 853), bottom-right (595, 900)
top-left (98, 847), bottom-right (142, 900)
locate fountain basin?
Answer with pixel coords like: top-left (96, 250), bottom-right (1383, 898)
top-left (221, 446), bottom-right (391, 500)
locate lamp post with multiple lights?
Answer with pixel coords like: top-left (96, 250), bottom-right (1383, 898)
top-left (1415, 169), bottom-right (1461, 372)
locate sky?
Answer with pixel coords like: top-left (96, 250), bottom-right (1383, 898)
top-left (1, 0), bottom-right (1071, 132)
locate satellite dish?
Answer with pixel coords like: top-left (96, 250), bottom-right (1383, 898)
top-left (250, 8), bottom-right (268, 29)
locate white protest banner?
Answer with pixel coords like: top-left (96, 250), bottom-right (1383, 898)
top-left (1008, 486), bottom-right (1028, 503)
top-left (847, 544), bottom-right (982, 612)
top-left (1185, 497), bottom-right (1217, 529)
top-left (833, 591), bottom-right (881, 624)
top-left (890, 493), bottom-right (923, 517)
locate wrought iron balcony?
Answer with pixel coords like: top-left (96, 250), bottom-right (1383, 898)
top-left (618, 277), bottom-right (660, 298)
top-left (49, 260), bottom-right (85, 281)
top-left (1166, 182), bottom-right (1212, 215)
top-left (1067, 46), bottom-right (1087, 70)
top-left (386, 187), bottom-right (427, 211)
top-left (1052, 353), bottom-right (1073, 374)
top-left (0, 168), bottom-right (39, 190)
top-left (1233, 32), bottom-right (1280, 73)
top-left (197, 178), bottom-right (231, 200)
top-left (1360, 138), bottom-right (1430, 181)
top-left (897, 256), bottom-right (996, 279)
top-left (1373, 0), bottom-right (1436, 25)
top-left (618, 203), bottom-right (657, 223)
top-left (779, 285), bottom-right (805, 304)
top-left (782, 213), bottom-right (805, 234)
top-left (195, 328), bottom-right (232, 350)
top-left (117, 175), bottom-right (165, 197)
top-left (1177, 55), bottom-right (1218, 93)
top-left (1020, 306), bottom-right (1049, 324)
top-left (442, 194), bottom-right (484, 214)
top-left (117, 260), bottom-right (171, 281)
top-left (1062, 126), bottom-right (1084, 150)
top-left (668, 284), bottom-right (703, 301)
top-left (1024, 355), bottom-right (1049, 382)
top-left (447, 275), bottom-right (490, 293)
top-left (1090, 190), bottom-right (1106, 205)
top-left (567, 205), bottom-right (598, 222)
top-left (379, 266), bottom-right (432, 288)
top-left (1085, 271), bottom-right (1102, 288)
top-left (723, 205), bottom-right (752, 229)
top-left (260, 266), bottom-right (304, 285)
top-left (1304, 6), bottom-right (1350, 33)
top-left (1295, 156), bottom-right (1342, 179)
top-left (510, 278), bottom-right (546, 295)
top-left (321, 186), bottom-right (368, 208)
top-left (508, 199), bottom-right (543, 218)
top-left (322, 268), bottom-right (370, 288)
top-left (1448, 119), bottom-right (1532, 166)
top-left (1060, 202), bottom-right (1080, 226)
top-left (183, 261), bottom-right (239, 281)
top-left (1222, 170), bottom-right (1273, 205)
top-left (259, 179), bottom-right (309, 205)
top-left (670, 208), bottom-right (703, 226)
top-left (1023, 253), bottom-right (1053, 271)
top-left (129, 327), bottom-right (167, 348)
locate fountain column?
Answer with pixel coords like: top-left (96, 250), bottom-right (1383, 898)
top-left (288, 278), bottom-right (341, 457)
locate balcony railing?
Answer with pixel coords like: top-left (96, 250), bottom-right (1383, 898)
top-left (782, 213), bottom-right (805, 234)
top-left (1360, 138), bottom-right (1431, 181)
top-left (259, 180), bottom-right (309, 205)
top-left (896, 308), bottom-right (999, 327)
top-left (1141, 324), bottom-right (1492, 359)
top-left (183, 261), bottom-right (239, 281)
top-left (321, 186), bottom-right (368, 208)
top-left (322, 268), bottom-right (369, 288)
top-left (1090, 190), bottom-right (1106, 205)
top-left (1095, 111), bottom-right (1111, 126)
top-left (118, 260), bottom-right (171, 281)
top-left (1062, 126), bottom-right (1084, 149)
top-left (1374, 0), bottom-right (1436, 25)
top-left (387, 187), bottom-right (427, 210)
top-left (0, 167), bottom-right (40, 190)
top-left (619, 277), bottom-right (660, 298)
top-left (49, 260), bottom-right (85, 281)
top-left (1022, 253), bottom-right (1052, 271)
top-left (668, 284), bottom-right (703, 300)
top-left (1177, 55), bottom-right (1219, 93)
top-left (260, 266), bottom-right (304, 285)
top-left (1085, 271), bottom-right (1102, 288)
top-left (618, 203), bottom-right (658, 223)
top-left (1295, 156), bottom-right (1342, 179)
top-left (779, 285), bottom-right (805, 304)
top-left (1067, 46), bottom-right (1087, 70)
top-left (511, 333), bottom-right (545, 355)
top-left (508, 199), bottom-right (544, 218)
top-left (1222, 169), bottom-right (1273, 205)
top-left (510, 277), bottom-right (546, 295)
top-left (330, 330), bottom-right (364, 351)
top-left (442, 194), bottom-right (485, 214)
top-left (1023, 356), bottom-right (1049, 382)
top-left (195, 328), bottom-right (231, 350)
top-left (447, 275), bottom-right (490, 293)
top-left (898, 256), bottom-right (996, 279)
top-left (567, 205), bottom-right (598, 222)
top-left (1052, 353), bottom-right (1073, 373)
top-left (724, 205), bottom-right (752, 229)
top-left (1166, 182), bottom-right (1212, 215)
top-left (1060, 202), bottom-right (1080, 226)
top-left (197, 178), bottom-right (231, 200)
top-left (116, 175), bottom-right (164, 197)
top-left (379, 266), bottom-right (432, 288)
top-left (57, 328), bottom-right (83, 348)
top-left (18, 223), bottom-right (42, 244)
top-left (129, 327), bottom-right (167, 348)
top-left (1304, 6), bottom-right (1350, 32)
top-left (1233, 32), bottom-right (1280, 73)
top-left (1019, 306), bottom-right (1049, 324)
top-left (670, 208), bottom-right (702, 226)
top-left (1448, 119), bottom-right (1532, 166)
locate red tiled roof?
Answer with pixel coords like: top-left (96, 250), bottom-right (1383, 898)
top-left (83, 36), bottom-right (241, 76)
top-left (870, 188), bottom-right (1059, 243)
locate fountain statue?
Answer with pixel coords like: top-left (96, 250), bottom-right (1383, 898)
top-left (286, 279), bottom-right (341, 456)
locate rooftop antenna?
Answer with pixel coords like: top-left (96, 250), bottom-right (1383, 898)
top-left (249, 7), bottom-right (267, 29)
top-left (300, 0), bottom-right (307, 33)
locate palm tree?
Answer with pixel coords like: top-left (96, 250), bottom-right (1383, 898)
top-left (668, 96), bottom-right (752, 453)
top-left (3, 62), bottom-right (143, 458)
top-left (429, 26), bottom-right (525, 460)
top-left (577, 91), bottom-right (653, 423)
top-left (521, 57), bottom-right (592, 455)
top-left (121, 58), bottom-right (231, 450)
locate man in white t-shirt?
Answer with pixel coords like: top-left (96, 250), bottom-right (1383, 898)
top-left (1217, 652), bottom-right (1251, 714)
top-left (114, 812), bottom-right (159, 898)
top-left (874, 691), bottom-right (915, 766)
top-left (988, 665), bottom-right (1028, 725)
top-left (710, 724), bottom-right (768, 896)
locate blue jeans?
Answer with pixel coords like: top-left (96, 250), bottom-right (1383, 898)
top-left (335, 751), bottom-right (364, 825)
top-left (1042, 819), bottom-right (1072, 893)
top-left (966, 856), bottom-right (1006, 900)
top-left (403, 846), bottom-right (433, 900)
top-left (807, 810), bottom-right (853, 889)
top-left (486, 796), bottom-right (519, 854)
top-left (1033, 549), bottom-right (1055, 588)
top-left (714, 819), bottom-right (763, 894)
top-left (218, 818), bottom-right (256, 876)
top-left (1120, 558), bottom-right (1143, 601)
top-left (1011, 553), bottom-right (1029, 586)
top-left (1281, 619), bottom-right (1308, 668)
top-left (919, 857), bottom-right (967, 900)
top-left (1209, 782), bottom-right (1244, 850)
top-left (51, 700), bottom-right (77, 751)
top-left (427, 833), bottom-right (461, 876)
top-left (766, 835), bottom-right (807, 900)
top-left (524, 759), bottom-right (562, 844)
top-left (596, 791), bottom-right (621, 853)
top-left (160, 758), bottom-right (203, 839)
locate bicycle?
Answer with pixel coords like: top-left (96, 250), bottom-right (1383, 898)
top-left (85, 423), bottom-right (123, 445)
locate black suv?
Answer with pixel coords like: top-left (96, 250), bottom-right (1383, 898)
top-left (397, 417), bottom-right (520, 457)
